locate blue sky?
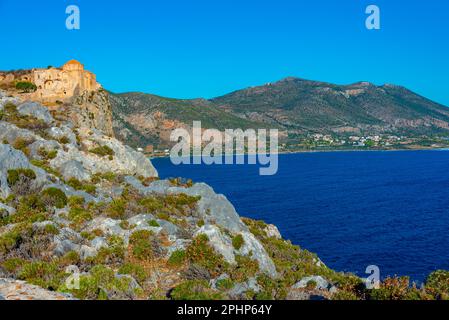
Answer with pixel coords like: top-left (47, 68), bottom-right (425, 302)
top-left (0, 0), bottom-right (448, 105)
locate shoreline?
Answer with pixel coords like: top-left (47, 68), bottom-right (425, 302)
top-left (149, 146), bottom-right (449, 160)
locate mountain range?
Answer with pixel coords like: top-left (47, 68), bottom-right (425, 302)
top-left (110, 77), bottom-right (449, 149)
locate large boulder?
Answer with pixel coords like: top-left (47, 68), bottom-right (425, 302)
top-left (170, 183), bottom-right (249, 234)
top-left (0, 144), bottom-right (49, 198)
top-left (51, 129), bottom-right (158, 179)
top-left (47, 125), bottom-right (77, 145)
top-left (17, 101), bottom-right (54, 124)
top-left (59, 160), bottom-right (91, 181)
top-left (0, 121), bottom-right (41, 145)
top-left (0, 278), bottom-right (74, 300)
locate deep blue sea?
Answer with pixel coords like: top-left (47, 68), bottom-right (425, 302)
top-left (152, 151), bottom-right (449, 283)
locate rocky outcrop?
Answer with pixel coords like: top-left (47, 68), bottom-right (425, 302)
top-left (0, 279), bottom-right (74, 300)
top-left (69, 89), bottom-right (115, 137)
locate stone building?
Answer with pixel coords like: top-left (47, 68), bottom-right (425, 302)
top-left (0, 60), bottom-right (100, 103)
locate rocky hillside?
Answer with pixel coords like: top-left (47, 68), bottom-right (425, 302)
top-left (110, 92), bottom-right (266, 149)
top-left (111, 78), bottom-right (449, 149)
top-left (0, 90), bottom-right (448, 300)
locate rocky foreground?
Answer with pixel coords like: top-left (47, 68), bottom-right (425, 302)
top-left (0, 90), bottom-right (448, 300)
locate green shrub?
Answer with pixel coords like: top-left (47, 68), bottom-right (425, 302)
top-left (118, 263), bottom-right (147, 284)
top-left (15, 81), bottom-right (37, 93)
top-left (106, 199), bottom-right (127, 219)
top-left (89, 145), bottom-right (115, 157)
top-left (1, 258), bottom-right (25, 274)
top-left (425, 270), bottom-right (449, 299)
top-left (186, 234), bottom-right (228, 277)
top-left (216, 278), bottom-right (234, 290)
top-left (7, 168), bottom-right (36, 187)
top-left (170, 280), bottom-right (223, 300)
top-left (41, 187), bottom-right (68, 209)
top-left (129, 230), bottom-right (156, 261)
top-left (148, 219), bottom-right (160, 227)
top-left (18, 261), bottom-right (64, 290)
top-left (60, 265), bottom-right (140, 300)
top-left (3, 102), bottom-right (17, 113)
top-left (230, 255), bottom-right (259, 282)
top-left (91, 236), bottom-right (125, 265)
top-left (68, 207), bottom-right (93, 225)
top-left (58, 136), bottom-right (70, 145)
top-left (167, 249), bottom-right (186, 267)
top-left (232, 234), bottom-right (244, 250)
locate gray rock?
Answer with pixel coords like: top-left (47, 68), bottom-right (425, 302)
top-left (171, 183), bottom-right (249, 234)
top-left (0, 93), bottom-right (20, 110)
top-left (157, 219), bottom-right (179, 237)
top-left (47, 125), bottom-right (77, 145)
top-left (228, 277), bottom-right (261, 298)
top-left (17, 101), bottom-right (54, 124)
top-left (210, 273), bottom-right (230, 290)
top-left (91, 237), bottom-right (108, 250)
top-left (0, 202), bottom-right (16, 217)
top-left (53, 228), bottom-right (83, 256)
top-left (79, 245), bottom-right (98, 260)
top-left (195, 225), bottom-right (235, 264)
top-left (0, 121), bottom-right (41, 145)
top-left (292, 276), bottom-right (330, 290)
top-left (0, 144), bottom-right (50, 198)
top-left (0, 278), bottom-right (74, 300)
top-left (59, 160), bottom-right (91, 181)
top-left (264, 224), bottom-right (282, 239)
top-left (239, 232), bottom-right (278, 278)
top-left (28, 139), bottom-right (60, 160)
top-left (123, 176), bottom-right (171, 195)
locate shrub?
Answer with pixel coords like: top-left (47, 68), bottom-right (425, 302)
top-left (58, 136), bottom-right (70, 145)
top-left (118, 263), bottom-right (147, 284)
top-left (232, 234), bottom-right (244, 250)
top-left (167, 249), bottom-right (186, 267)
top-left (216, 278), bottom-right (234, 291)
top-left (230, 255), bottom-right (259, 282)
top-left (60, 265), bottom-right (141, 300)
top-left (148, 219), bottom-right (160, 227)
top-left (369, 277), bottom-right (411, 300)
top-left (129, 230), bottom-right (158, 261)
top-left (3, 102), bottom-right (17, 113)
top-left (41, 187), bottom-right (68, 209)
top-left (89, 145), bottom-right (115, 157)
top-left (7, 168), bottom-right (36, 187)
top-left (38, 147), bottom-right (58, 160)
top-left (425, 270), bottom-right (449, 299)
top-left (91, 236), bottom-right (125, 265)
top-left (186, 234), bottom-right (228, 277)
top-left (66, 178), bottom-right (96, 195)
top-left (18, 261), bottom-right (64, 290)
top-left (105, 199), bottom-right (127, 219)
top-left (68, 207), bottom-right (93, 226)
top-left (15, 81), bottom-right (37, 93)
top-left (170, 280), bottom-right (223, 300)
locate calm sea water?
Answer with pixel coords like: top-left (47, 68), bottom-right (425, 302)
top-left (152, 151), bottom-right (449, 282)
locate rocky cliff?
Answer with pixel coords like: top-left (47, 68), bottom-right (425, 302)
top-left (0, 61), bottom-right (114, 138)
top-left (1, 89), bottom-right (448, 300)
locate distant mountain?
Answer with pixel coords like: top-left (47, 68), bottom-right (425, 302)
top-left (110, 77), bottom-right (449, 149)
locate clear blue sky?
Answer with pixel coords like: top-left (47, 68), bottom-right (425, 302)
top-left (1, 0), bottom-right (448, 106)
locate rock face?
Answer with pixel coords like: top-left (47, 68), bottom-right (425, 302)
top-left (69, 89), bottom-right (115, 137)
top-left (0, 279), bottom-right (74, 300)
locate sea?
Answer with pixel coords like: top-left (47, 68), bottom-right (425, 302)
top-left (152, 150), bottom-right (449, 283)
